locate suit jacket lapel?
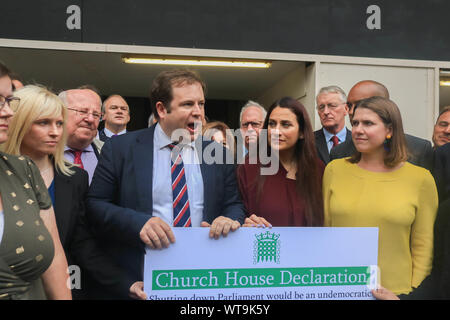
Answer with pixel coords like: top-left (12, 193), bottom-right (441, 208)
top-left (133, 126), bottom-right (155, 213)
top-left (91, 142), bottom-right (100, 159)
top-left (197, 140), bottom-right (214, 221)
top-left (316, 130), bottom-right (330, 163)
top-left (53, 169), bottom-right (73, 248)
top-left (345, 128), bottom-right (352, 144)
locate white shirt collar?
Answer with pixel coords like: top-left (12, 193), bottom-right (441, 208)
top-left (104, 127), bottom-right (126, 137)
top-left (323, 126), bottom-right (347, 143)
top-left (154, 123), bottom-right (195, 150)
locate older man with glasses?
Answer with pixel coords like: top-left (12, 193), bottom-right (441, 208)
top-left (59, 86), bottom-right (104, 184)
top-left (314, 86), bottom-right (351, 164)
top-left (238, 100), bottom-right (266, 161)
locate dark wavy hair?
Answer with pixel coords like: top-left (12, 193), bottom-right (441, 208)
top-left (254, 97), bottom-right (324, 226)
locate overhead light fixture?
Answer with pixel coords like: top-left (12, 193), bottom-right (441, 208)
top-left (440, 80), bottom-right (450, 87)
top-left (122, 55), bottom-right (271, 68)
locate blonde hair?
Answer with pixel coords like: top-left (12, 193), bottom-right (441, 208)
top-left (2, 85), bottom-right (74, 176)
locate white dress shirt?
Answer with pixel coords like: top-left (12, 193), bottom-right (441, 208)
top-left (152, 123), bottom-right (204, 227)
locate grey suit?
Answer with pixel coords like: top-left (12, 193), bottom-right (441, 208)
top-left (314, 128), bottom-right (352, 164)
top-left (330, 133), bottom-right (434, 170)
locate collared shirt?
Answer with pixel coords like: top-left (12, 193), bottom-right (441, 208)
top-left (104, 127), bottom-right (126, 138)
top-left (96, 127), bottom-right (127, 140)
top-left (64, 144), bottom-right (97, 185)
top-left (105, 127), bottom-right (126, 137)
top-left (152, 123), bottom-right (204, 227)
top-left (323, 127), bottom-right (348, 153)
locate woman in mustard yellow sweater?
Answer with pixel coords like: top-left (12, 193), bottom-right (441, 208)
top-left (323, 96), bottom-right (438, 295)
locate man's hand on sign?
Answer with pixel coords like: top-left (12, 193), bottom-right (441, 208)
top-left (201, 216), bottom-right (240, 239)
top-left (140, 217), bottom-right (176, 249)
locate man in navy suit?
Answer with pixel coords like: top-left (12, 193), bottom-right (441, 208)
top-left (98, 94), bottom-right (131, 142)
top-left (86, 70), bottom-right (245, 299)
top-left (314, 86), bottom-right (351, 164)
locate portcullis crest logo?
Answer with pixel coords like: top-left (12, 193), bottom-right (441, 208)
top-left (253, 231), bottom-right (280, 264)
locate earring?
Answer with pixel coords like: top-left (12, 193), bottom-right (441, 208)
top-left (384, 135), bottom-right (392, 152)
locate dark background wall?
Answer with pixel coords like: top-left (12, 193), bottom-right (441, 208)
top-left (1, 0), bottom-right (450, 62)
top-left (99, 96), bottom-right (245, 132)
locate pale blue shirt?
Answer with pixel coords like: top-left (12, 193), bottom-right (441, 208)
top-left (0, 211), bottom-right (3, 246)
top-left (323, 127), bottom-right (348, 153)
top-left (152, 123), bottom-right (204, 227)
top-left (96, 127), bottom-right (127, 139)
top-left (64, 144), bottom-right (97, 185)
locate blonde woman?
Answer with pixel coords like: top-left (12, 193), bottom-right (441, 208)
top-left (0, 82), bottom-right (71, 299)
top-left (3, 85), bottom-right (141, 299)
top-left (323, 96), bottom-right (438, 295)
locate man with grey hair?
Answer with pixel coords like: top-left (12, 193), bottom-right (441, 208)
top-left (239, 100), bottom-right (267, 159)
top-left (314, 85), bottom-right (351, 164)
top-left (98, 94), bottom-right (131, 142)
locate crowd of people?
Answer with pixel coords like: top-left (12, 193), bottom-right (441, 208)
top-left (0, 60), bottom-right (449, 300)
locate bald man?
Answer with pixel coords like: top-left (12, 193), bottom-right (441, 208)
top-left (59, 87), bottom-right (104, 184)
top-left (330, 80), bottom-right (434, 170)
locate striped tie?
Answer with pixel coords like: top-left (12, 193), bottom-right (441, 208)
top-left (168, 143), bottom-right (191, 227)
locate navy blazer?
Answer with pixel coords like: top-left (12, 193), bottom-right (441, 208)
top-left (433, 143), bottom-right (450, 202)
top-left (314, 128), bottom-right (352, 164)
top-left (98, 128), bottom-right (109, 142)
top-left (86, 124), bottom-right (245, 282)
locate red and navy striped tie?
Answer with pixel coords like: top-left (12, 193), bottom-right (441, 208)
top-left (168, 143), bottom-right (192, 227)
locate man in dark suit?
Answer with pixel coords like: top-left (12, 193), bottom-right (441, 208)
top-left (330, 80), bottom-right (433, 170)
top-left (86, 70), bottom-right (245, 299)
top-left (98, 94), bottom-right (130, 142)
top-left (53, 166), bottom-right (137, 300)
top-left (314, 86), bottom-right (351, 164)
top-left (433, 143), bottom-right (450, 202)
top-left (432, 106), bottom-right (450, 148)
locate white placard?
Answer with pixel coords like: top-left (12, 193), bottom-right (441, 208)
top-left (144, 227), bottom-right (378, 300)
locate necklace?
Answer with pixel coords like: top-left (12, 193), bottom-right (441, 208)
top-left (40, 166), bottom-right (52, 175)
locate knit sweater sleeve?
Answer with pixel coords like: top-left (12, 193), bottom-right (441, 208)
top-left (410, 170), bottom-right (439, 288)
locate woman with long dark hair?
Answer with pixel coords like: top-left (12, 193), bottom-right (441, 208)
top-left (237, 97), bottom-right (324, 227)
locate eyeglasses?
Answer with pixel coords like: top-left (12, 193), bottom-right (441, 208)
top-left (317, 102), bottom-right (346, 113)
top-left (241, 121), bottom-right (263, 129)
top-left (67, 107), bottom-right (101, 120)
top-left (0, 95), bottom-right (20, 111)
